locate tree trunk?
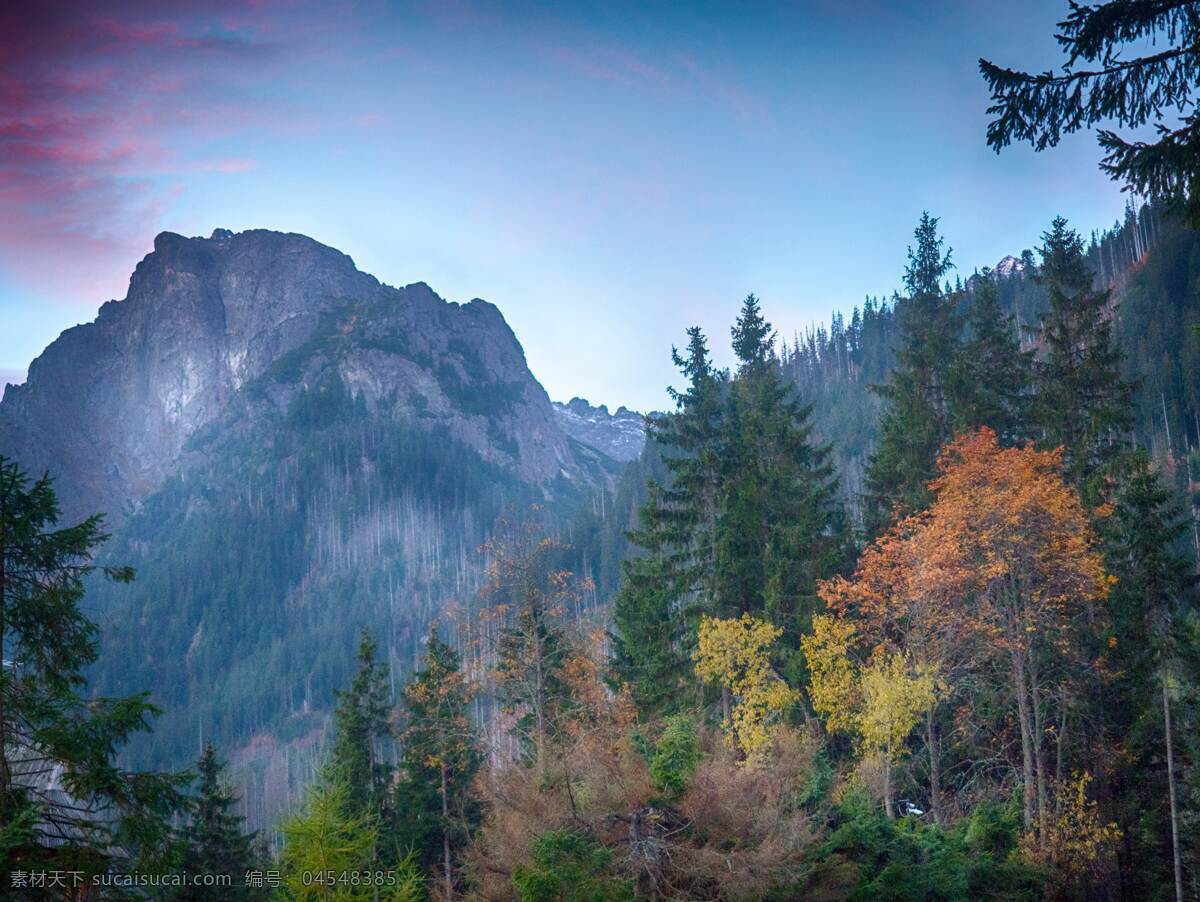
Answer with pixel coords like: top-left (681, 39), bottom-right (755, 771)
top-left (1163, 671), bottom-right (1183, 902)
top-left (721, 685), bottom-right (732, 729)
top-left (441, 761), bottom-right (453, 900)
top-left (1012, 650), bottom-right (1036, 832)
top-left (1030, 663), bottom-right (1049, 838)
top-left (925, 708), bottom-right (941, 825)
top-left (1055, 695), bottom-right (1068, 807)
top-left (883, 754), bottom-right (893, 819)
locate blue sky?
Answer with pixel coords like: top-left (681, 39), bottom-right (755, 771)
top-left (0, 0), bottom-right (1139, 411)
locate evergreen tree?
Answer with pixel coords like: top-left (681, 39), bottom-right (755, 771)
top-left (177, 744), bottom-right (259, 900)
top-left (951, 269), bottom-right (1033, 443)
top-left (1033, 216), bottom-right (1135, 505)
top-left (981, 1), bottom-right (1200, 223)
top-left (865, 213), bottom-right (958, 533)
top-left (611, 327), bottom-right (728, 713)
top-left (330, 631), bottom-right (394, 834)
top-left (1103, 453), bottom-right (1198, 900)
top-left (394, 628), bottom-right (480, 898)
top-left (717, 295), bottom-right (845, 658)
top-left (279, 767), bottom-right (380, 901)
top-left (0, 457), bottom-right (185, 882)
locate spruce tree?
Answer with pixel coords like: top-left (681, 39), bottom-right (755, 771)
top-left (611, 327), bottom-right (728, 713)
top-left (178, 744), bottom-right (259, 899)
top-left (0, 457), bottom-right (185, 881)
top-left (951, 270), bottom-right (1033, 444)
top-left (981, 2), bottom-right (1200, 223)
top-left (609, 486), bottom-right (697, 714)
top-left (1103, 453), bottom-right (1198, 900)
top-left (864, 213), bottom-right (958, 533)
top-left (1033, 216), bottom-right (1135, 505)
top-left (330, 631), bottom-right (394, 828)
top-left (717, 294), bottom-right (844, 653)
top-left (394, 628), bottom-right (480, 898)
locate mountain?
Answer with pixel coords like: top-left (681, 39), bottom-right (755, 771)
top-left (0, 229), bottom-right (613, 524)
top-left (0, 228), bottom-right (622, 827)
top-left (552, 397), bottom-right (646, 462)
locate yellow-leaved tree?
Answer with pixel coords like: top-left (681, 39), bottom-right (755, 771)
top-left (694, 614), bottom-right (796, 764)
top-left (802, 616), bottom-right (938, 817)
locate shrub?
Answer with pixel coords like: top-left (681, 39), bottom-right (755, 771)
top-left (512, 831), bottom-right (633, 901)
top-left (649, 714), bottom-right (702, 800)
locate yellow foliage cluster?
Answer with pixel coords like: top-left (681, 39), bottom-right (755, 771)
top-left (802, 617), bottom-right (937, 766)
top-left (694, 613), bottom-right (797, 764)
top-left (857, 654), bottom-right (937, 764)
top-left (1018, 772), bottom-right (1121, 884)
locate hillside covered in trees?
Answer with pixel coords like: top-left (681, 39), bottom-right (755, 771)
top-left (6, 1), bottom-right (1200, 899)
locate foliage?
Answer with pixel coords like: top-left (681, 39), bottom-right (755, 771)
top-left (801, 787), bottom-right (1043, 901)
top-left (981, 1), bottom-right (1200, 223)
top-left (857, 656), bottom-right (937, 773)
top-left (647, 714), bottom-right (702, 801)
top-left (1017, 772), bottom-right (1121, 894)
top-left (178, 744), bottom-right (260, 900)
top-left (511, 831), bottom-right (633, 902)
top-left (279, 770), bottom-right (378, 901)
top-left (804, 618), bottom-right (936, 815)
top-left (394, 627), bottom-right (481, 894)
top-left (0, 456), bottom-right (186, 882)
top-left (694, 614), bottom-right (797, 764)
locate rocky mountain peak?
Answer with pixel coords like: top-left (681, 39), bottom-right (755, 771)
top-left (552, 396), bottom-right (646, 462)
top-left (0, 229), bottom-right (613, 522)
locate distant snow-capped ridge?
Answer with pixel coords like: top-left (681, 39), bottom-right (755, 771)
top-left (552, 397), bottom-right (646, 462)
top-left (995, 254), bottom-right (1026, 277)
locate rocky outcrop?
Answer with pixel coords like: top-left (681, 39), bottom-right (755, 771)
top-left (0, 228), bottom-right (608, 522)
top-left (552, 397), bottom-right (646, 462)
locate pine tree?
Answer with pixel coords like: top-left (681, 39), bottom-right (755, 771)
top-left (611, 327), bottom-right (728, 713)
top-left (717, 294), bottom-right (844, 658)
top-left (0, 457), bottom-right (185, 880)
top-left (1103, 453), bottom-right (1198, 901)
top-left (330, 631), bottom-right (394, 832)
top-left (1033, 216), bottom-right (1135, 505)
top-left (178, 744), bottom-right (259, 900)
top-left (394, 628), bottom-right (480, 898)
top-left (981, 2), bottom-right (1200, 223)
top-left (951, 269), bottom-right (1033, 443)
top-left (865, 213), bottom-right (958, 533)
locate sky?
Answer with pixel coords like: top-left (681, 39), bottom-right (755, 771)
top-left (0, 0), bottom-right (1142, 412)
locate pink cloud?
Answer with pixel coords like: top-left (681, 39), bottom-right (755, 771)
top-left (0, 1), bottom-right (288, 306)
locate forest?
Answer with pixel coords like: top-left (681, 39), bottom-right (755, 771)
top-left (3, 2), bottom-right (1200, 900)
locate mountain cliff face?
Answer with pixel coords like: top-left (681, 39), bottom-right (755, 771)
top-left (0, 228), bottom-right (610, 523)
top-left (552, 397), bottom-right (646, 462)
top-left (0, 228), bottom-right (621, 827)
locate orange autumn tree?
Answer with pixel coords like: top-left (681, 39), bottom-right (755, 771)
top-left (816, 429), bottom-right (1110, 834)
top-left (818, 518), bottom-right (975, 824)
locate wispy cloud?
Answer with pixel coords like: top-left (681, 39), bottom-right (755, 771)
top-left (0, 1), bottom-right (284, 304)
top-left (543, 41), bottom-right (769, 125)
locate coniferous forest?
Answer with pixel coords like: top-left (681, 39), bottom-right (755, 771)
top-left (6, 1), bottom-right (1200, 900)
